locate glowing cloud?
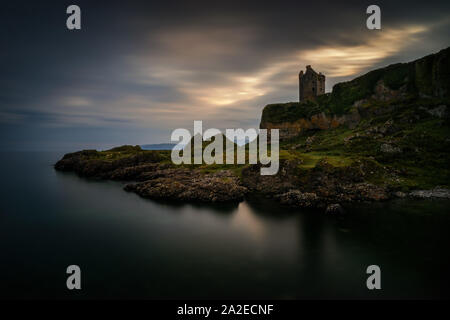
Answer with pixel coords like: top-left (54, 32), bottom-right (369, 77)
top-left (299, 26), bottom-right (428, 77)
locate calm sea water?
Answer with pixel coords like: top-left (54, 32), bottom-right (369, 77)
top-left (0, 151), bottom-right (449, 299)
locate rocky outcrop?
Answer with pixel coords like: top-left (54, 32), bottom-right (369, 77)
top-left (55, 150), bottom-right (247, 202)
top-left (372, 80), bottom-right (408, 101)
top-left (54, 149), bottom-right (164, 179)
top-left (241, 159), bottom-right (302, 195)
top-left (54, 150), bottom-right (391, 208)
top-left (124, 169), bottom-right (247, 202)
top-left (241, 158), bottom-right (389, 207)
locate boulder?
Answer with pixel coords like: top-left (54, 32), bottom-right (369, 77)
top-left (275, 190), bottom-right (319, 207)
top-left (380, 143), bottom-right (401, 153)
top-left (325, 203), bottom-right (344, 215)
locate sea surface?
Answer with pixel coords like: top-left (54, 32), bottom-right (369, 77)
top-left (1, 151), bottom-right (449, 299)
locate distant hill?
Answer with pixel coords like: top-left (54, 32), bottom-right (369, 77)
top-left (141, 143), bottom-right (180, 150)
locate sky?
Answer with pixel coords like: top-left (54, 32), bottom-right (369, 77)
top-left (1, 0), bottom-right (449, 151)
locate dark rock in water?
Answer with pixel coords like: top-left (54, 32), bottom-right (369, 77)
top-left (325, 203), bottom-right (344, 215)
top-left (393, 191), bottom-right (407, 198)
top-left (275, 189), bottom-right (319, 207)
top-left (409, 188), bottom-right (450, 199)
top-left (344, 183), bottom-right (389, 201)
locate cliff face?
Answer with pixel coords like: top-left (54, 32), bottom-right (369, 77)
top-left (260, 47), bottom-right (450, 140)
top-left (261, 111), bottom-right (360, 140)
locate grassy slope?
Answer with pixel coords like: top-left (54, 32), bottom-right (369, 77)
top-left (278, 97), bottom-right (450, 191)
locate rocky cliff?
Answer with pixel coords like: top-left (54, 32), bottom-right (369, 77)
top-left (260, 47), bottom-right (450, 140)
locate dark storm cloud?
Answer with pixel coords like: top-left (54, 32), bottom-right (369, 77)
top-left (1, 0), bottom-right (449, 149)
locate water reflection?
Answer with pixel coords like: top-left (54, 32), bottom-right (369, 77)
top-left (53, 166), bottom-right (450, 299)
top-left (1, 152), bottom-right (449, 299)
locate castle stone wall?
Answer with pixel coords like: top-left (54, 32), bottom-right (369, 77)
top-left (299, 65), bottom-right (325, 102)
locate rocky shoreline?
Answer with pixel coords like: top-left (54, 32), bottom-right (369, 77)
top-left (54, 149), bottom-right (450, 213)
top-left (123, 168), bottom-right (247, 202)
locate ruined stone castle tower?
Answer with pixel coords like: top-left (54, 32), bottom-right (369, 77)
top-left (299, 65), bottom-right (325, 102)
